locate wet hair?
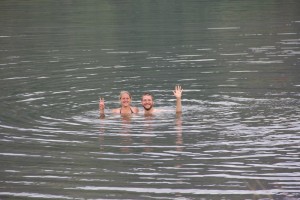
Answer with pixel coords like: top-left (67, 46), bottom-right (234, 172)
top-left (119, 91), bottom-right (132, 99)
top-left (142, 92), bottom-right (153, 100)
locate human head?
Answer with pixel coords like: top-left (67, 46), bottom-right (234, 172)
top-left (119, 91), bottom-right (132, 107)
top-left (141, 92), bottom-right (154, 111)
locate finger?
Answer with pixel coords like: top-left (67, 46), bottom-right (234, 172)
top-left (179, 86), bottom-right (183, 92)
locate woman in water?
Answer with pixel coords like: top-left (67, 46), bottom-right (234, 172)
top-left (99, 91), bottom-right (139, 117)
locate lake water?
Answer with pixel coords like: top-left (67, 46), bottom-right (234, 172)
top-left (0, 1), bottom-right (300, 199)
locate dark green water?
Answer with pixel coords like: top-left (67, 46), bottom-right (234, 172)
top-left (0, 1), bottom-right (300, 199)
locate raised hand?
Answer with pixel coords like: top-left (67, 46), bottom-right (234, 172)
top-left (99, 97), bottom-right (105, 110)
top-left (173, 85), bottom-right (183, 99)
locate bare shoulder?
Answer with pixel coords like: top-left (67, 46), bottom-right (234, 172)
top-left (112, 108), bottom-right (120, 113)
top-left (152, 108), bottom-right (163, 113)
top-left (132, 107), bottom-right (139, 113)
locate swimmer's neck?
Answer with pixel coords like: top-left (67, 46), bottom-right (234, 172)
top-left (144, 107), bottom-right (156, 115)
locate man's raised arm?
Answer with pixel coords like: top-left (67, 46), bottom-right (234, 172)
top-left (173, 85), bottom-right (183, 113)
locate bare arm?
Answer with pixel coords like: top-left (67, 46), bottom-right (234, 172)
top-left (173, 85), bottom-right (183, 113)
top-left (99, 97), bottom-right (105, 119)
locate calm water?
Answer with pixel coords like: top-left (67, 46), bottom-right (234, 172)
top-left (1, 1), bottom-right (300, 199)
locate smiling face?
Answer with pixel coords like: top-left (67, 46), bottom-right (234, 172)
top-left (120, 92), bottom-right (132, 107)
top-left (141, 93), bottom-right (154, 111)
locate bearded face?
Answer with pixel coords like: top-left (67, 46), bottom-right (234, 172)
top-left (142, 95), bottom-right (153, 111)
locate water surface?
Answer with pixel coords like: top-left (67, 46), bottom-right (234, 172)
top-left (0, 1), bottom-right (300, 199)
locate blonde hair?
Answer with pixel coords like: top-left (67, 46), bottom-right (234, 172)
top-left (119, 91), bottom-right (132, 99)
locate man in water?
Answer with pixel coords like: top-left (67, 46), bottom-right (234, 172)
top-left (141, 85), bottom-right (183, 115)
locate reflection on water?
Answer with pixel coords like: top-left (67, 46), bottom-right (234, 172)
top-left (1, 0), bottom-right (300, 199)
